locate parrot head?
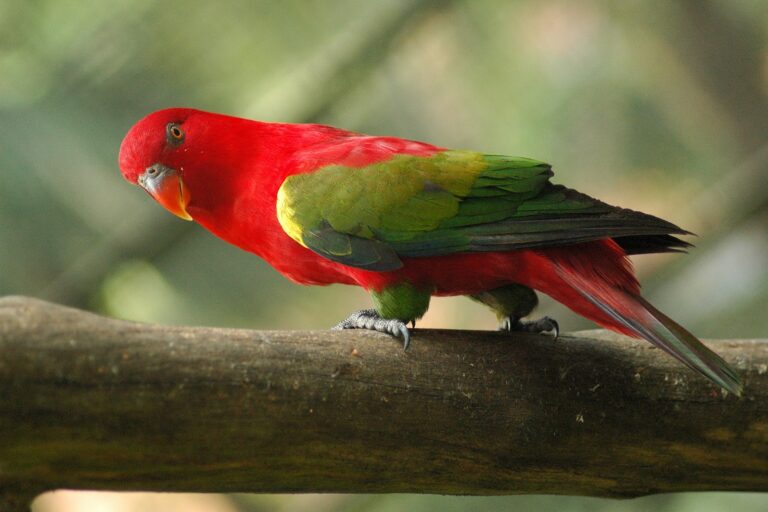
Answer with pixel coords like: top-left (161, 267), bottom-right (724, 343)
top-left (120, 107), bottom-right (341, 222)
top-left (119, 108), bottom-right (204, 220)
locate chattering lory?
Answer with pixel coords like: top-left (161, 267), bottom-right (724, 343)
top-left (119, 108), bottom-right (742, 395)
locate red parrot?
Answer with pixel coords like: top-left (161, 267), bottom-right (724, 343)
top-left (119, 108), bottom-right (742, 394)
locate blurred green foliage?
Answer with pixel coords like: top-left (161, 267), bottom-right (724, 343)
top-left (2, 0), bottom-right (767, 511)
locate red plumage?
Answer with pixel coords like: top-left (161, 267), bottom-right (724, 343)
top-left (121, 108), bottom-right (635, 329)
top-left (119, 108), bottom-right (742, 394)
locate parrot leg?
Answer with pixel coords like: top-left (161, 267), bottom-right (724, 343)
top-left (333, 282), bottom-right (431, 350)
top-left (333, 309), bottom-right (411, 349)
top-left (469, 284), bottom-right (559, 338)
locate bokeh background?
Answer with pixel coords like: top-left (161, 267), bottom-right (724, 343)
top-left (1, 0), bottom-right (767, 510)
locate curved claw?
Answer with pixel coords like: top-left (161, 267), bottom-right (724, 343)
top-left (333, 309), bottom-right (412, 349)
top-left (549, 318), bottom-right (560, 340)
top-left (500, 315), bottom-right (559, 339)
top-left (399, 324), bottom-right (411, 350)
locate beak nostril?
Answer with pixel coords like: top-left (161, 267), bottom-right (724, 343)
top-left (137, 164), bottom-right (192, 221)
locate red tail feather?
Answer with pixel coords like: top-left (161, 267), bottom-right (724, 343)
top-left (529, 240), bottom-right (742, 394)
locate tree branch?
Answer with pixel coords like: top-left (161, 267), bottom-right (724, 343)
top-left (1, 296), bottom-right (767, 510)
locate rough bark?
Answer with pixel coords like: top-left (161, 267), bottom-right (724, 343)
top-left (1, 296), bottom-right (767, 510)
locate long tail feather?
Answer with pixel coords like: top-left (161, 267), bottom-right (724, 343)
top-left (556, 266), bottom-right (743, 395)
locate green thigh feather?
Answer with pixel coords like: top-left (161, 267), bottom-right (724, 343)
top-left (469, 284), bottom-right (539, 320)
top-left (372, 282), bottom-right (431, 321)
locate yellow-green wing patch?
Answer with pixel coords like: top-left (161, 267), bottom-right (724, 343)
top-left (277, 150), bottom-right (550, 270)
top-left (276, 150), bottom-right (688, 270)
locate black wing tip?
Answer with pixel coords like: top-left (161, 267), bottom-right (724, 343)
top-left (615, 234), bottom-right (694, 255)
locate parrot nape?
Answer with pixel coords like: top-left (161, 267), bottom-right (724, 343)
top-left (119, 108), bottom-right (742, 395)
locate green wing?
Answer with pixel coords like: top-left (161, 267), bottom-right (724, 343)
top-left (277, 150), bottom-right (688, 271)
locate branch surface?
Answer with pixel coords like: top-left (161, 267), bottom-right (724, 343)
top-left (1, 296), bottom-right (767, 506)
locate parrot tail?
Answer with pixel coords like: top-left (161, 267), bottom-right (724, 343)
top-left (535, 241), bottom-right (743, 395)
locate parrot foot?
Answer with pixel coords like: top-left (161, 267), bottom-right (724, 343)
top-left (500, 316), bottom-right (559, 339)
top-left (333, 309), bottom-right (412, 350)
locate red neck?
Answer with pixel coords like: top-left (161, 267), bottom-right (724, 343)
top-left (183, 117), bottom-right (351, 216)
top-left (180, 116), bottom-right (352, 255)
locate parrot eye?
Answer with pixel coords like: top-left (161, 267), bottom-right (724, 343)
top-left (166, 123), bottom-right (185, 145)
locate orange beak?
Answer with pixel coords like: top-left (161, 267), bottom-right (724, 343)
top-left (138, 164), bottom-right (192, 220)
